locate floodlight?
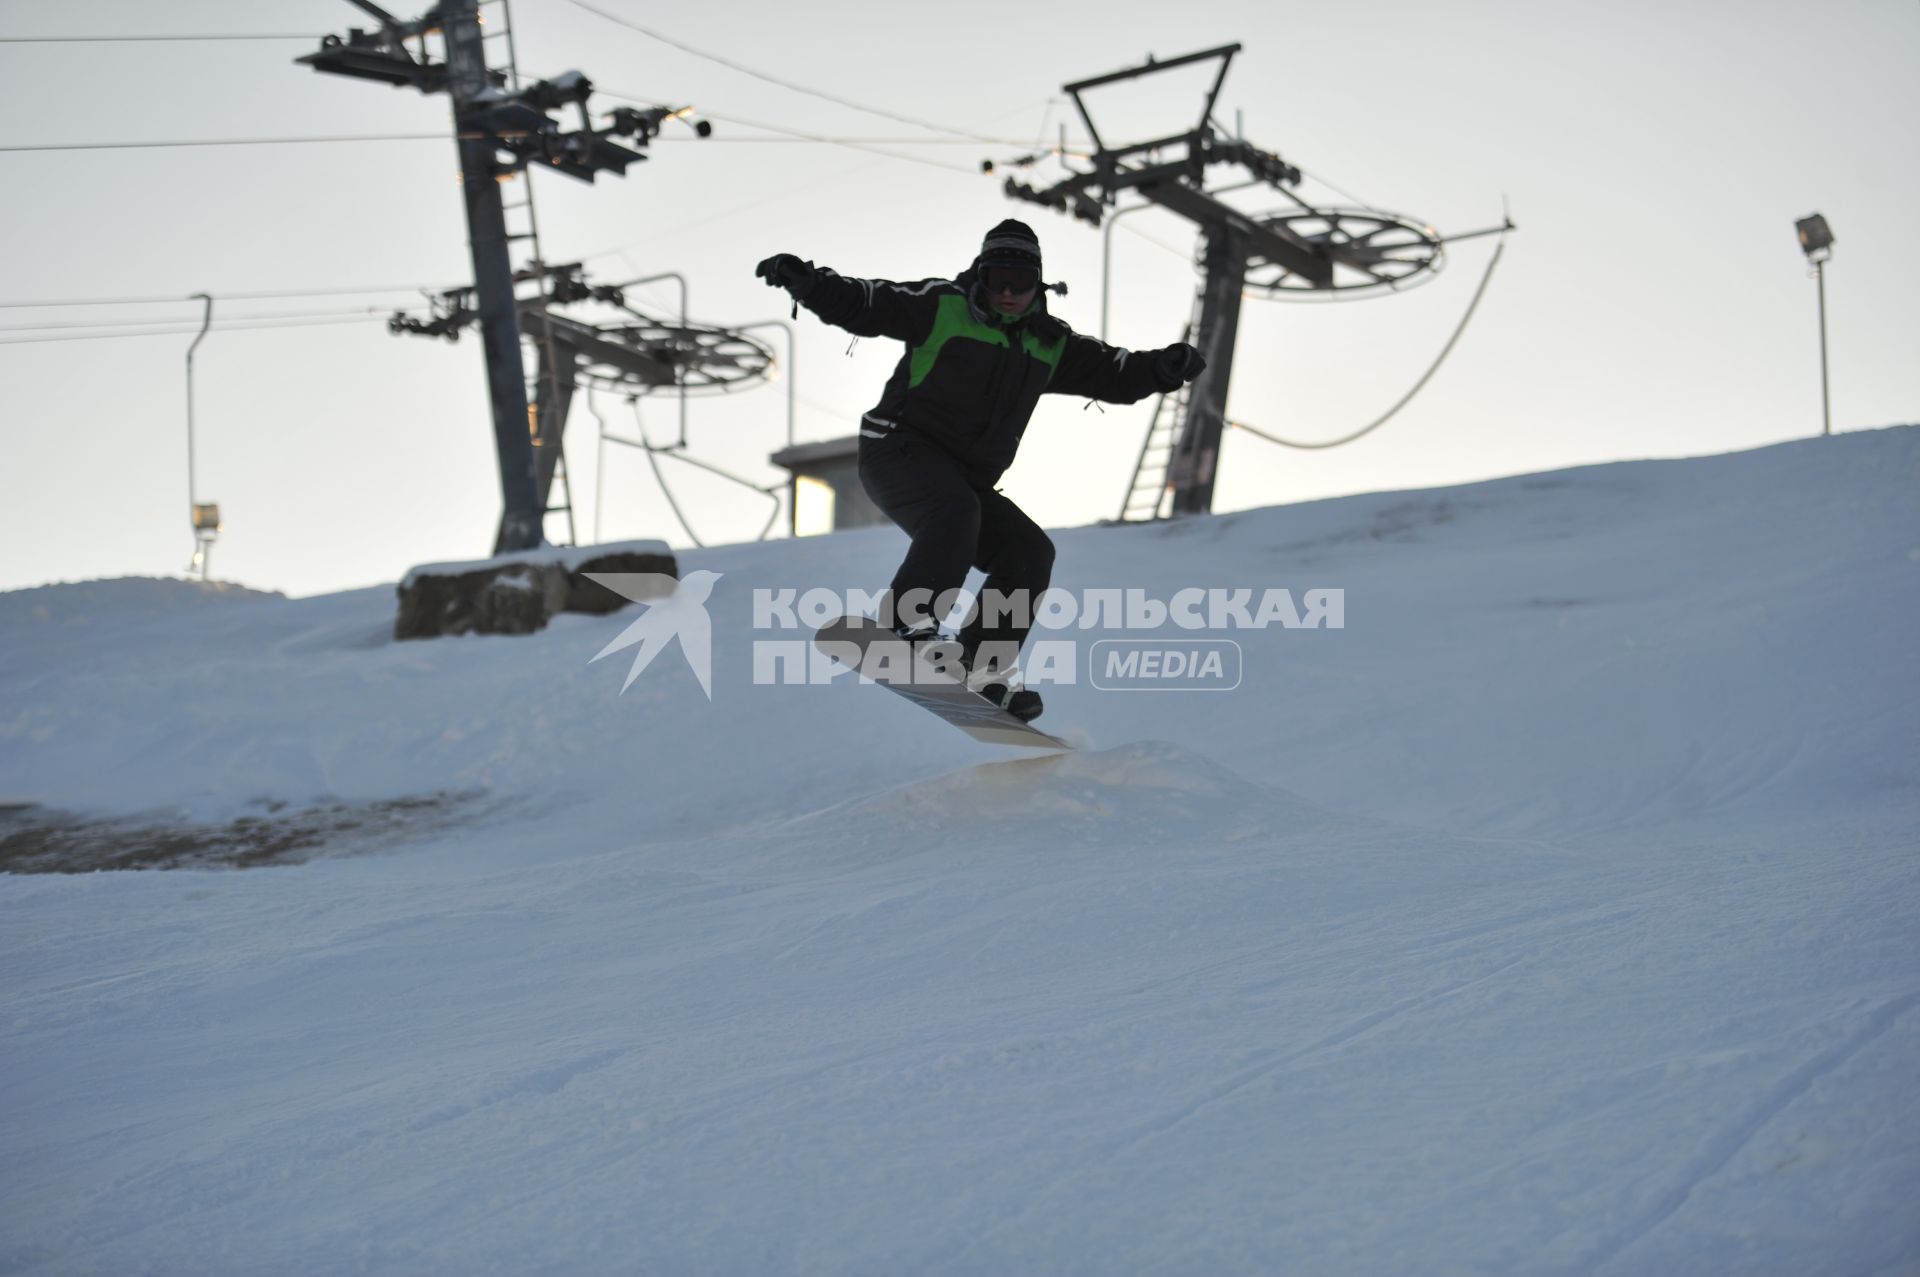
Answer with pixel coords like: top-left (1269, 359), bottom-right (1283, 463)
top-left (1795, 213), bottom-right (1834, 260)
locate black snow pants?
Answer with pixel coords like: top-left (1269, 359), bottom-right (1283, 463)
top-left (857, 430), bottom-right (1054, 670)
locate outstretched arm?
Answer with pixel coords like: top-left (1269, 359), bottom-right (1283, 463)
top-left (1048, 332), bottom-right (1207, 404)
top-left (755, 254), bottom-right (937, 343)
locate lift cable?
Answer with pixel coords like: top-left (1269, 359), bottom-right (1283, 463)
top-left (564, 0), bottom-right (1008, 145)
top-left (1229, 230), bottom-right (1510, 451)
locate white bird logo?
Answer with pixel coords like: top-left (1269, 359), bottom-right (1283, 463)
top-left (583, 569), bottom-right (721, 698)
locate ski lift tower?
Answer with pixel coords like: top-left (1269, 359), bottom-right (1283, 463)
top-left (1003, 44), bottom-right (1505, 517)
top-left (391, 261), bottom-right (787, 546)
top-left (298, 0), bottom-right (708, 552)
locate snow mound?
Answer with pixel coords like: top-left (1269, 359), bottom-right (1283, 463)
top-left (0, 575), bottom-right (282, 629)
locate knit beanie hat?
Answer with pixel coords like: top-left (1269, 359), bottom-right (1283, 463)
top-left (978, 219), bottom-right (1043, 275)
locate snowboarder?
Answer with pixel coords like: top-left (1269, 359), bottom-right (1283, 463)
top-left (756, 219), bottom-right (1205, 721)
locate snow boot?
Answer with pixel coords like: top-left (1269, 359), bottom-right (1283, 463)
top-left (964, 651), bottom-right (1043, 722)
top-left (891, 618), bottom-right (968, 680)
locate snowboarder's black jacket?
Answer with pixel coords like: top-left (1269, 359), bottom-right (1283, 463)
top-left (797, 266), bottom-right (1176, 486)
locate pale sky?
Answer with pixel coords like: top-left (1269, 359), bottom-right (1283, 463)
top-left (2, 0), bottom-right (1915, 598)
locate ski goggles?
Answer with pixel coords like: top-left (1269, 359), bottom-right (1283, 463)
top-left (981, 266), bottom-right (1040, 295)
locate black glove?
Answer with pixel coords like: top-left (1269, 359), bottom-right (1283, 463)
top-left (755, 253), bottom-right (819, 299)
top-left (1153, 342), bottom-right (1206, 389)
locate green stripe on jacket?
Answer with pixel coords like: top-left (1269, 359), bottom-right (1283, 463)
top-left (907, 294), bottom-right (1066, 389)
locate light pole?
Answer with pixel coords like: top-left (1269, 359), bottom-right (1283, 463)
top-left (1795, 213), bottom-right (1834, 437)
top-left (185, 293), bottom-right (221, 578)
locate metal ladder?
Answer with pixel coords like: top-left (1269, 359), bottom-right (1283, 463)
top-left (1117, 300), bottom-right (1201, 523)
top-left (484, 0), bottom-right (578, 546)
top-left (1118, 382), bottom-right (1188, 522)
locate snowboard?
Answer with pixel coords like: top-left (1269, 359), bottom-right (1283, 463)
top-left (813, 615), bottom-right (1071, 751)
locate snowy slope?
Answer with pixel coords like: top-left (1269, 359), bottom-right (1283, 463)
top-left (2, 427), bottom-right (1917, 1275)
